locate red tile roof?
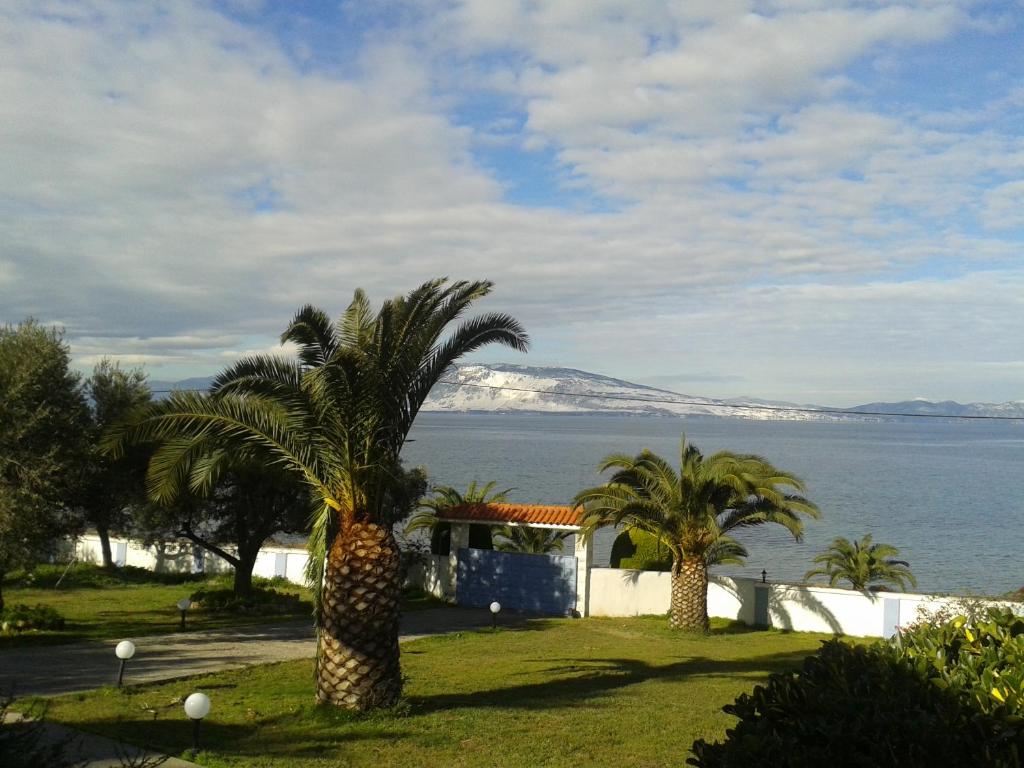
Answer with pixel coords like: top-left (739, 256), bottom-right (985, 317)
top-left (438, 502), bottom-right (582, 528)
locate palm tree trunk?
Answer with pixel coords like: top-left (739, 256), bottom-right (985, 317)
top-left (316, 521), bottom-right (403, 709)
top-left (669, 557), bottom-right (710, 633)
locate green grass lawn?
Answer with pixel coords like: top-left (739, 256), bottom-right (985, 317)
top-left (1, 565), bottom-right (444, 649)
top-left (36, 616), bottom-right (833, 767)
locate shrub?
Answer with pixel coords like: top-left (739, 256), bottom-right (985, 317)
top-left (895, 607), bottom-right (1024, 752)
top-left (688, 638), bottom-right (1020, 767)
top-left (609, 529), bottom-right (671, 571)
top-left (188, 586), bottom-right (304, 615)
top-left (0, 604), bottom-right (66, 633)
top-left (5, 563), bottom-right (205, 589)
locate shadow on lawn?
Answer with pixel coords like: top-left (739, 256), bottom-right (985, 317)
top-left (53, 713), bottom-right (405, 761)
top-left (408, 648), bottom-right (813, 714)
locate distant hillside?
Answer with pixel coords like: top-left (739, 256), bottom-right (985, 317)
top-left (148, 365), bottom-right (1022, 421)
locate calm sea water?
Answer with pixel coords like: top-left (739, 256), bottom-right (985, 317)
top-left (403, 413), bottom-right (1024, 596)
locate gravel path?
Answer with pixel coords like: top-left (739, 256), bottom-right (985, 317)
top-left (1, 606), bottom-right (501, 698)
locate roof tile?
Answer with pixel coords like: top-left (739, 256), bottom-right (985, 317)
top-left (438, 502), bottom-right (582, 528)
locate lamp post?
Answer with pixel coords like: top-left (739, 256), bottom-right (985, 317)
top-left (761, 569), bottom-right (767, 584)
top-left (489, 601), bottom-right (501, 630)
top-left (114, 640), bottom-right (135, 687)
top-left (184, 692), bottom-right (211, 756)
top-left (177, 598), bottom-right (191, 630)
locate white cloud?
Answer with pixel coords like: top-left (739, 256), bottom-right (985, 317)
top-left (1, 1), bottom-right (1022, 402)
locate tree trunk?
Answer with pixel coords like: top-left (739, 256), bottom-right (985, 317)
top-left (0, 572), bottom-right (5, 612)
top-left (97, 524), bottom-right (113, 569)
top-left (669, 557), bottom-right (710, 633)
top-left (316, 521), bottom-right (403, 709)
top-left (233, 549), bottom-right (257, 597)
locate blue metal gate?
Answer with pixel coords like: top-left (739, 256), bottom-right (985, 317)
top-left (456, 548), bottom-right (577, 616)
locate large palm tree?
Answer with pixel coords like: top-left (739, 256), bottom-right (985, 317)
top-left (574, 435), bottom-right (819, 633)
top-left (805, 535), bottom-right (916, 592)
top-left (104, 279), bottom-right (528, 709)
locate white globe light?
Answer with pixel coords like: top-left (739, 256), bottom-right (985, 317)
top-left (489, 601), bottom-right (501, 614)
top-left (184, 692), bottom-right (211, 720)
top-left (177, 598), bottom-right (192, 611)
top-left (115, 640), bottom-right (136, 660)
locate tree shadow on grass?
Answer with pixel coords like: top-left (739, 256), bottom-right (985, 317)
top-left (51, 713), bottom-right (406, 762)
top-left (408, 648), bottom-right (814, 714)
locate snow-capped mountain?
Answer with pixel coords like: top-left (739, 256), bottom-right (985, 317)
top-left (148, 365), bottom-right (1024, 422)
top-left (421, 364), bottom-right (826, 420)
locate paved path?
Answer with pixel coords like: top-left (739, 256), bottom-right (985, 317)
top-left (1, 606), bottom-right (501, 698)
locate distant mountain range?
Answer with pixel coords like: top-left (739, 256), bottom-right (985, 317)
top-left (150, 364), bottom-right (1024, 422)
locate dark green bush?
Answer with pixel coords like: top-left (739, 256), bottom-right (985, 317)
top-left (609, 529), bottom-right (671, 571)
top-left (689, 638), bottom-right (1020, 767)
top-left (0, 603), bottom-right (66, 632)
top-left (188, 586), bottom-right (304, 615)
top-left (5, 563), bottom-right (205, 589)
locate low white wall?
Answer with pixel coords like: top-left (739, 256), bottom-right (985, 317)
top-left (587, 569), bottom-right (751, 621)
top-left (584, 567), bottom-right (1023, 637)
top-left (409, 555), bottom-right (454, 600)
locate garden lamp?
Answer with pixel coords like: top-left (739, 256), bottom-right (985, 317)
top-left (177, 597), bottom-right (191, 630)
top-left (184, 692), bottom-right (211, 755)
top-left (489, 600), bottom-right (501, 630)
top-left (761, 569), bottom-right (767, 584)
top-left (114, 640), bottom-right (135, 687)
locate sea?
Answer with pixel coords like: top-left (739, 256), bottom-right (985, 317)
top-left (403, 412), bottom-right (1024, 596)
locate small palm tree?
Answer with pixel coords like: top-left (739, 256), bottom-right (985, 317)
top-left (805, 535), bottom-right (916, 592)
top-left (574, 435), bottom-right (819, 633)
top-left (405, 481), bottom-right (511, 552)
top-left (493, 525), bottom-right (569, 554)
top-left (105, 278), bottom-right (528, 709)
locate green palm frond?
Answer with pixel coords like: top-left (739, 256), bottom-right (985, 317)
top-left (575, 432), bottom-right (818, 569)
top-left (805, 535), bottom-right (917, 591)
top-left (107, 278), bottom-right (529, 625)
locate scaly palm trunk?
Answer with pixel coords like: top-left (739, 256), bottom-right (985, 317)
top-left (669, 557), bottom-right (710, 633)
top-left (316, 520), bottom-right (403, 709)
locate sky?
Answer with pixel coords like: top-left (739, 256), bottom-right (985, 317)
top-left (2, 0), bottom-right (1023, 406)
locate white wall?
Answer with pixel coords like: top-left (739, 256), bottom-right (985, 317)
top-left (561, 567), bottom-right (1024, 637)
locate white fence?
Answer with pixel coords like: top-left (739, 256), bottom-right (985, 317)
top-left (75, 533), bottom-right (307, 582)
top-left (74, 533), bottom-right (1021, 639)
top-left (586, 568), bottom-right (1022, 637)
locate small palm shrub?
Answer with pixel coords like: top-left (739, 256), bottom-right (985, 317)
top-left (805, 534), bottom-right (916, 592)
top-left (0, 603), bottom-right (65, 633)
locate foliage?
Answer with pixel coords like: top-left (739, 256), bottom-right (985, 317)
top-left (493, 525), bottom-right (569, 554)
top-left (575, 434), bottom-right (817, 629)
top-left (575, 434), bottom-right (818, 569)
top-left (188, 585), bottom-right (305, 615)
top-left (132, 455), bottom-right (314, 596)
top-left (0, 320), bottom-right (92, 607)
top-left (4, 563), bottom-right (205, 590)
top-left (805, 534), bottom-right (917, 592)
top-left (609, 528), bottom-right (672, 571)
top-left (0, 603), bottom-right (66, 632)
top-left (104, 278), bottom-right (527, 707)
top-left (405, 481), bottom-right (510, 555)
top-left (80, 359), bottom-right (152, 567)
top-left (894, 608), bottom-right (1024, 750)
top-left (689, 638), bottom-right (1017, 767)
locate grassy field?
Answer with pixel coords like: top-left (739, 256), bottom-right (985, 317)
top-left (1, 565), bottom-right (444, 649)
top-left (37, 616), bottom-right (833, 767)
